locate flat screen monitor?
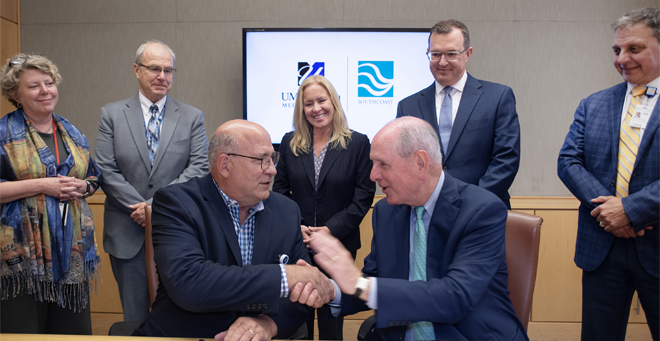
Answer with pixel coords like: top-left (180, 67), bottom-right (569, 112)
top-left (243, 28), bottom-right (434, 144)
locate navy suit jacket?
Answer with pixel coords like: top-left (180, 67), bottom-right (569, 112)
top-left (133, 174), bottom-right (312, 338)
top-left (396, 74), bottom-right (520, 203)
top-left (340, 174), bottom-right (527, 341)
top-left (558, 82), bottom-right (659, 278)
top-left (273, 131), bottom-right (376, 254)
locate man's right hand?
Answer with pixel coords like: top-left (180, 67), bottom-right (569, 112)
top-left (286, 260), bottom-right (335, 308)
top-left (129, 202), bottom-right (147, 227)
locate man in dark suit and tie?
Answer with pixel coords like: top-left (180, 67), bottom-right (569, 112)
top-left (95, 40), bottom-right (209, 322)
top-left (297, 117), bottom-right (527, 341)
top-left (397, 19), bottom-right (520, 208)
top-left (133, 120), bottom-right (335, 339)
top-left (557, 8), bottom-right (659, 341)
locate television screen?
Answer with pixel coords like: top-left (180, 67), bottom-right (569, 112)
top-left (243, 28), bottom-right (434, 144)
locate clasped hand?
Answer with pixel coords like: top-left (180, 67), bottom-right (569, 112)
top-left (591, 196), bottom-right (652, 238)
top-left (286, 259), bottom-right (335, 308)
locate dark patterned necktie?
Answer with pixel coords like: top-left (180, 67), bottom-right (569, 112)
top-left (147, 104), bottom-right (160, 165)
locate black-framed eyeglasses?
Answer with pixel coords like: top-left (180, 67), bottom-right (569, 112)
top-left (138, 63), bottom-right (176, 77)
top-left (426, 48), bottom-right (468, 62)
top-left (227, 152), bottom-right (280, 170)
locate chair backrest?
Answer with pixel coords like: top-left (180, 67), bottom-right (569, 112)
top-left (144, 204), bottom-right (159, 306)
top-left (504, 210), bottom-right (543, 331)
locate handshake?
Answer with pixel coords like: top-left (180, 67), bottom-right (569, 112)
top-left (285, 259), bottom-right (336, 308)
top-left (286, 231), bottom-right (365, 308)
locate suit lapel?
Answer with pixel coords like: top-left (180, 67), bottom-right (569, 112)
top-left (302, 150), bottom-right (316, 188)
top-left (201, 175), bottom-right (243, 265)
top-left (447, 74), bottom-right (482, 160)
top-left (609, 84), bottom-right (627, 164)
top-left (252, 200), bottom-right (272, 264)
top-left (636, 95), bottom-right (660, 167)
top-left (427, 174), bottom-right (459, 279)
top-left (124, 94), bottom-right (151, 172)
top-left (151, 97), bottom-right (181, 174)
top-left (394, 205), bottom-right (411, 280)
top-left (418, 83), bottom-right (439, 133)
top-left (317, 144), bottom-right (341, 189)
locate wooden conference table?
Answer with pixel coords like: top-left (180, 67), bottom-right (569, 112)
top-left (1, 335), bottom-right (213, 341)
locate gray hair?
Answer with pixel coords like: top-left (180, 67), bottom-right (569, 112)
top-left (612, 7), bottom-right (660, 43)
top-left (0, 53), bottom-right (62, 108)
top-left (208, 130), bottom-right (238, 171)
top-left (429, 19), bottom-right (471, 50)
top-left (393, 118), bottom-right (443, 164)
top-left (135, 40), bottom-right (176, 65)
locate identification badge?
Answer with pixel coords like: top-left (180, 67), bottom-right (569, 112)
top-left (59, 202), bottom-right (69, 225)
top-left (630, 105), bottom-right (652, 128)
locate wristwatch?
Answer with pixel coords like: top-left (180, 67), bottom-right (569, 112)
top-left (82, 181), bottom-right (91, 198)
top-left (353, 276), bottom-right (370, 298)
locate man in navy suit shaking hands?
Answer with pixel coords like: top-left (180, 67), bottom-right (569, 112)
top-left (297, 117), bottom-right (527, 341)
top-left (558, 8), bottom-right (659, 341)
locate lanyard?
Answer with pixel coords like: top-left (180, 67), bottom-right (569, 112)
top-left (52, 119), bottom-right (60, 164)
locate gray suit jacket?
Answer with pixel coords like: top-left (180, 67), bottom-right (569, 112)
top-left (95, 94), bottom-right (209, 259)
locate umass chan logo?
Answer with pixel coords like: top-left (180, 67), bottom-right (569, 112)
top-left (298, 62), bottom-right (325, 85)
top-left (357, 61), bottom-right (394, 97)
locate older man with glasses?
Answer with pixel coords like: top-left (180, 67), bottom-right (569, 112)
top-left (397, 19), bottom-right (521, 209)
top-left (95, 40), bottom-right (209, 324)
top-left (132, 120), bottom-right (335, 339)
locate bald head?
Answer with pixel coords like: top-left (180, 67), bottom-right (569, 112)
top-left (209, 120), bottom-right (277, 209)
top-left (377, 117), bottom-right (443, 165)
top-left (209, 120), bottom-right (270, 172)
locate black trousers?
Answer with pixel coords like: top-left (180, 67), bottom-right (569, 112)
top-left (581, 237), bottom-right (659, 341)
top-left (1, 293), bottom-right (92, 334)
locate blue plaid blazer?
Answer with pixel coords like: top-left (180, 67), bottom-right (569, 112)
top-left (558, 82), bottom-right (659, 278)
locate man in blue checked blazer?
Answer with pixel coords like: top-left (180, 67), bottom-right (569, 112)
top-left (558, 8), bottom-right (659, 341)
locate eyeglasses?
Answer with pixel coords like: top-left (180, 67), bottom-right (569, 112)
top-left (426, 49), bottom-right (468, 62)
top-left (7, 54), bottom-right (40, 67)
top-left (227, 152), bottom-right (280, 170)
top-left (138, 63), bottom-right (176, 77)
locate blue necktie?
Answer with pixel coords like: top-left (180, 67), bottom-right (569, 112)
top-left (438, 86), bottom-right (453, 157)
top-left (147, 104), bottom-right (160, 165)
top-left (413, 206), bottom-right (436, 340)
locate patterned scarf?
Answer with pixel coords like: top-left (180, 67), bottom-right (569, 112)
top-left (0, 110), bottom-right (101, 311)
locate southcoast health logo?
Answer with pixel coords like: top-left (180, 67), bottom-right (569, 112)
top-left (298, 62), bottom-right (325, 85)
top-left (357, 61), bottom-right (394, 103)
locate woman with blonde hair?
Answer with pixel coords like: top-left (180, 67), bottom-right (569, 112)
top-left (274, 75), bottom-right (375, 339)
top-left (0, 53), bottom-right (101, 334)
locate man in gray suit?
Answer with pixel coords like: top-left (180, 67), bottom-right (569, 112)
top-left (95, 40), bottom-right (209, 322)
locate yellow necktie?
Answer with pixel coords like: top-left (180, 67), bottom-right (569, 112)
top-left (616, 86), bottom-right (647, 198)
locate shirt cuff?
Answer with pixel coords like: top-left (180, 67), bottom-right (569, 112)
top-left (329, 280), bottom-right (342, 317)
top-left (280, 264), bottom-right (288, 298)
top-left (366, 277), bottom-right (377, 310)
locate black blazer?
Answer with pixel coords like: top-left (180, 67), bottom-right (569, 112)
top-left (273, 130), bottom-right (376, 254)
top-left (133, 174), bottom-right (311, 338)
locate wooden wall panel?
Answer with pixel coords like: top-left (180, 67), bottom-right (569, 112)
top-left (88, 196), bottom-right (123, 313)
top-left (1, 17), bottom-right (19, 117)
top-left (1, 0), bottom-right (19, 23)
top-left (531, 209), bottom-right (582, 322)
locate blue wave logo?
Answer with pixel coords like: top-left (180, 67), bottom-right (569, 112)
top-left (298, 62), bottom-right (325, 85)
top-left (357, 61), bottom-right (393, 97)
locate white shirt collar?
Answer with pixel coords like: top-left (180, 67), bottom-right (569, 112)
top-left (138, 91), bottom-right (167, 115)
top-left (435, 71), bottom-right (468, 96)
top-left (626, 75), bottom-right (660, 95)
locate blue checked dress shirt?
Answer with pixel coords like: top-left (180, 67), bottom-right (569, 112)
top-left (213, 180), bottom-right (289, 297)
